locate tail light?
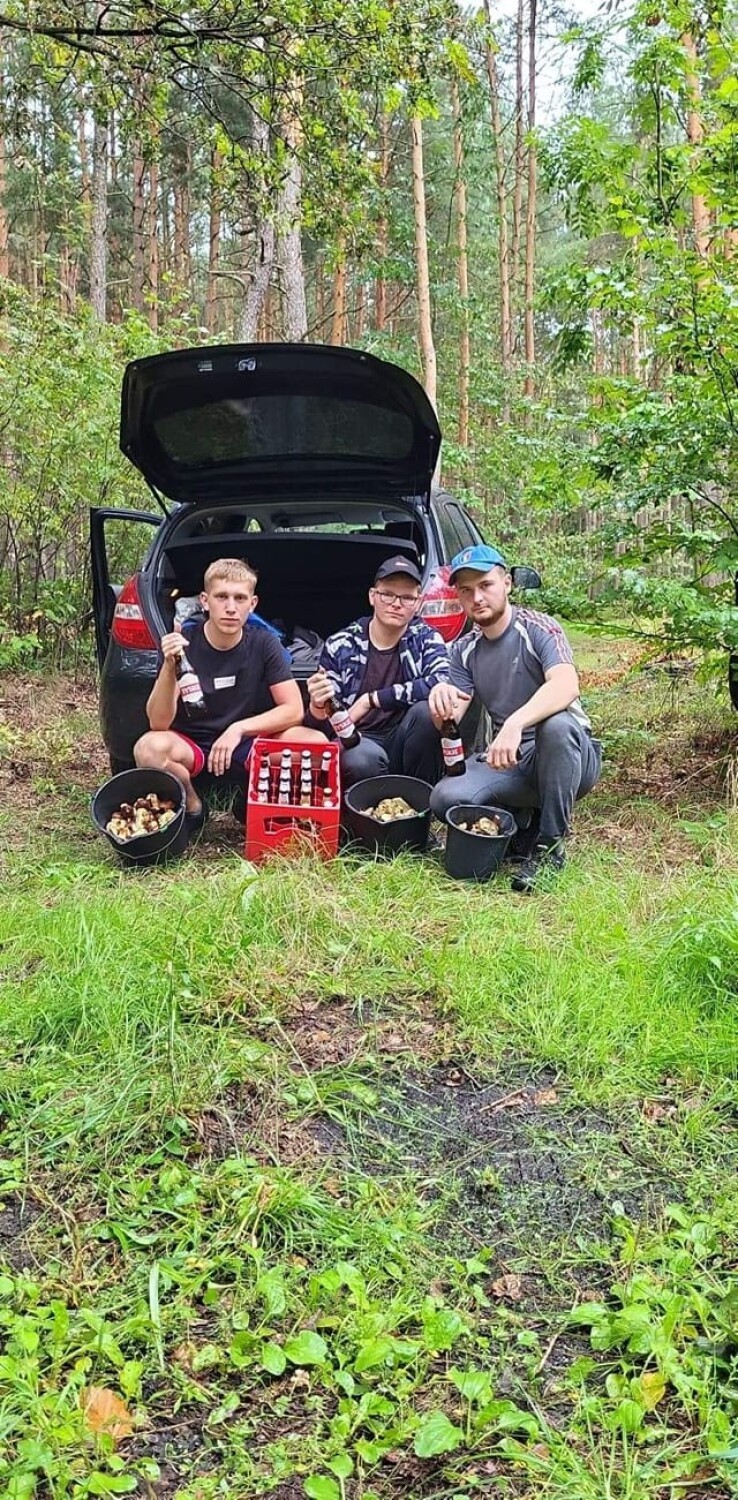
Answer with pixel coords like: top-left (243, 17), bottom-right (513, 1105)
top-left (111, 575), bottom-right (158, 650)
top-left (420, 566), bottom-right (466, 642)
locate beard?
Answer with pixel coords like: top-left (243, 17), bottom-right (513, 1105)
top-left (470, 599), bottom-right (507, 627)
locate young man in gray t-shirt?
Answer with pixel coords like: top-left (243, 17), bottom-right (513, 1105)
top-left (428, 544), bottom-right (602, 891)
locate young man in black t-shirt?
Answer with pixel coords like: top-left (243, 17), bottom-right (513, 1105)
top-left (134, 558), bottom-right (319, 825)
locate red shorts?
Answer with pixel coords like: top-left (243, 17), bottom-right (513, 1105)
top-left (172, 732), bottom-right (207, 777)
top-left (172, 732), bottom-right (253, 778)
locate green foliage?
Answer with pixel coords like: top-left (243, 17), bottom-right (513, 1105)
top-left (0, 284), bottom-right (183, 662)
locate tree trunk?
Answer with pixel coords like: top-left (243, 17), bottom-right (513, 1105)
top-left (78, 108), bottom-right (90, 206)
top-left (278, 116), bottom-right (308, 340)
top-left (173, 166), bottom-right (191, 293)
top-left (353, 273), bottom-right (365, 342)
top-left (89, 107), bottom-right (108, 321)
top-left (511, 0), bottom-right (525, 331)
top-left (484, 2), bottom-right (512, 371)
top-left (411, 116), bottom-right (437, 411)
top-left (681, 28), bottom-right (710, 258)
top-left (148, 156), bottom-right (159, 331)
top-left (236, 99), bottom-right (275, 341)
top-left (205, 147), bottom-right (222, 333)
top-left (451, 81), bottom-right (470, 446)
top-left (131, 130), bottom-right (146, 313)
top-left (0, 45), bottom-right (9, 280)
top-left (375, 114), bottom-right (390, 332)
top-left (314, 257), bottom-right (326, 337)
top-left (524, 0), bottom-right (538, 397)
top-left (331, 238), bottom-right (347, 345)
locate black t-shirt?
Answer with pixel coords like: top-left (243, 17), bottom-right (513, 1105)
top-left (359, 641), bottom-right (404, 733)
top-left (169, 621), bottom-right (293, 745)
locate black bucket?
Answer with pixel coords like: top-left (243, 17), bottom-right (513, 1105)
top-left (444, 804), bottom-right (517, 881)
top-left (91, 768), bottom-right (189, 867)
top-left (343, 775), bottom-right (432, 856)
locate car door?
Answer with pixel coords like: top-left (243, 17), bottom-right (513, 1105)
top-left (90, 507), bottom-right (161, 669)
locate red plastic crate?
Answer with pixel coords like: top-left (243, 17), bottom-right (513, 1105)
top-left (244, 738), bottom-right (341, 862)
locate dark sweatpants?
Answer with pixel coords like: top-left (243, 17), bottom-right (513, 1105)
top-left (339, 700), bottom-right (442, 787)
top-left (429, 710), bottom-right (602, 847)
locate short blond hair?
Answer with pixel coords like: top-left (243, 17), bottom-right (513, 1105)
top-left (203, 558), bottom-right (257, 593)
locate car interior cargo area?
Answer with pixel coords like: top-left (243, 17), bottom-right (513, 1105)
top-left (156, 502), bottom-right (429, 649)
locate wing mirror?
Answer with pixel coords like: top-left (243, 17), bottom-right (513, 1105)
top-left (510, 565), bottom-right (541, 590)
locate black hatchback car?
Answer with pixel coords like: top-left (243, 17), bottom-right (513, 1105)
top-left (91, 343), bottom-right (535, 772)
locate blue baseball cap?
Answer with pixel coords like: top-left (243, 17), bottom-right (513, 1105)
top-left (449, 544), bottom-right (508, 580)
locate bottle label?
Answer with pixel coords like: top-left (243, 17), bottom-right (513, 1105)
top-left (441, 736), bottom-right (464, 765)
top-left (330, 708), bottom-right (356, 740)
top-left (180, 672), bottom-right (203, 703)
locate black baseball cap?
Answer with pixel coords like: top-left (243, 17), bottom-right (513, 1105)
top-left (373, 555), bottom-right (423, 586)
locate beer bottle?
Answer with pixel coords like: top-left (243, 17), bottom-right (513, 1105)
top-left (277, 770), bottom-right (291, 805)
top-left (175, 646), bottom-right (206, 717)
top-left (317, 750), bottom-right (333, 799)
top-left (256, 765), bottom-right (270, 803)
top-left (324, 691), bottom-right (361, 750)
top-left (440, 717), bottom-right (465, 776)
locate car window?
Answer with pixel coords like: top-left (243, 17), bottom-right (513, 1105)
top-left (437, 504), bottom-right (464, 556)
top-left (447, 502), bottom-right (482, 547)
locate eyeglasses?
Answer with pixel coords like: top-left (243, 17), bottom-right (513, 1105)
top-left (373, 590), bottom-right (420, 607)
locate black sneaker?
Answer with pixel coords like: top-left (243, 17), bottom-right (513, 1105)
top-left (510, 843), bottom-right (565, 893)
top-left (507, 808), bottom-right (541, 862)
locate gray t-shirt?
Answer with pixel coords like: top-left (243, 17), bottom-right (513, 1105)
top-left (449, 607), bottom-right (591, 739)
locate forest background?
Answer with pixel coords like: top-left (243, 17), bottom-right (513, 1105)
top-left (0, 0), bottom-right (737, 679)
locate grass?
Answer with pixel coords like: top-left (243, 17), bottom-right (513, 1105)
top-left (0, 641), bottom-right (737, 1498)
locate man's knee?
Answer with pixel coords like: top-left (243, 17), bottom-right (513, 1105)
top-left (536, 711), bottom-right (581, 758)
top-left (430, 769), bottom-right (483, 819)
top-left (537, 705), bottom-right (576, 747)
top-left (404, 699), bottom-right (435, 731)
top-left (340, 738), bottom-right (388, 785)
top-left (134, 731), bottom-right (171, 767)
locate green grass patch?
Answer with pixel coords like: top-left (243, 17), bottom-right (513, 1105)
top-left (1, 644), bottom-right (738, 1498)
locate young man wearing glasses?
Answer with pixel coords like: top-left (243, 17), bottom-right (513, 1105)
top-left (307, 556), bottom-right (450, 785)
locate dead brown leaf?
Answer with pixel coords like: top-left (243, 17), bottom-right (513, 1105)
top-left (533, 1087), bottom-right (558, 1107)
top-left (491, 1272), bottom-right (523, 1302)
top-left (82, 1386), bottom-right (134, 1442)
top-left (642, 1100), bottom-right (672, 1122)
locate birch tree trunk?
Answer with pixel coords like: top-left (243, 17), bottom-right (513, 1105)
top-left (89, 106), bottom-right (108, 321)
top-left (411, 116), bottom-right (437, 411)
top-left (451, 81), bottom-right (470, 446)
top-left (524, 0), bottom-right (538, 397)
top-left (278, 88), bottom-right (308, 342)
top-left (483, 1), bottom-right (512, 370)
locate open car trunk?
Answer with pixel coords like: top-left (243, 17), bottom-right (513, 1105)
top-left (154, 516), bottom-right (428, 671)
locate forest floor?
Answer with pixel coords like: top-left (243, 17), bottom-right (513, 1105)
top-left (1, 630), bottom-right (737, 1500)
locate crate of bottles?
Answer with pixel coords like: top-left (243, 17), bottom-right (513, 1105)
top-left (244, 738), bottom-right (341, 862)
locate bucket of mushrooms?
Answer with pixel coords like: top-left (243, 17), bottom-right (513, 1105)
top-left (443, 804), bottom-right (517, 881)
top-left (343, 775), bottom-right (432, 856)
top-left (91, 769), bottom-right (188, 867)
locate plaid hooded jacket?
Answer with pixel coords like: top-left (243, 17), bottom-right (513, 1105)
top-left (319, 616), bottom-right (450, 712)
